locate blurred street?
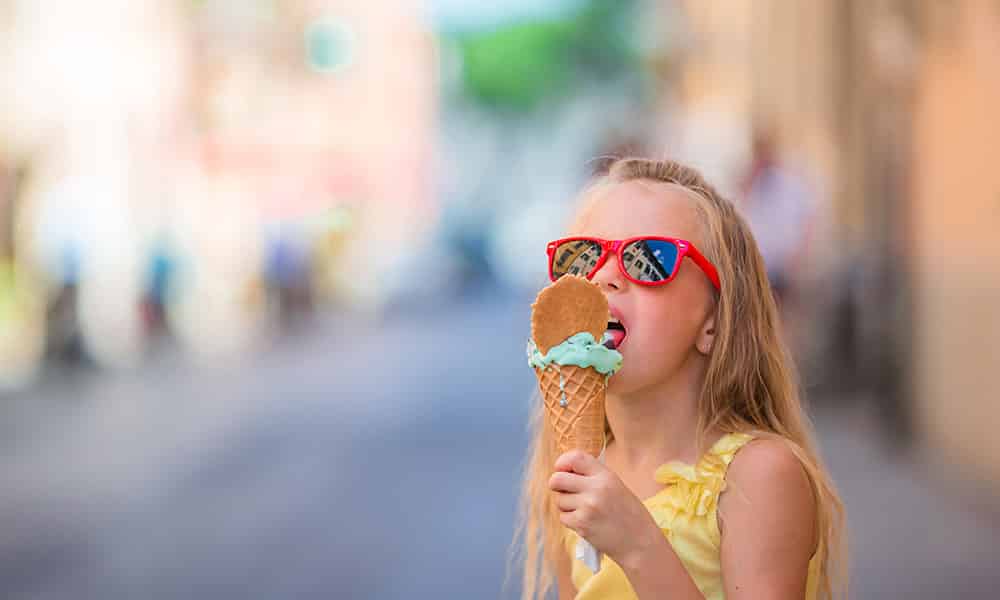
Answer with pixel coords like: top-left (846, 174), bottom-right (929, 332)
top-left (2, 288), bottom-right (997, 600)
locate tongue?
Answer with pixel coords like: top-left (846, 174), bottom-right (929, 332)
top-left (604, 329), bottom-right (626, 350)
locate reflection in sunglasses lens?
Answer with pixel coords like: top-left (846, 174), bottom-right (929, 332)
top-left (552, 240), bottom-right (603, 279)
top-left (622, 239), bottom-right (678, 282)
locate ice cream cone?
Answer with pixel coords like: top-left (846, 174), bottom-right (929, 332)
top-left (526, 276), bottom-right (619, 575)
top-left (536, 363), bottom-right (606, 457)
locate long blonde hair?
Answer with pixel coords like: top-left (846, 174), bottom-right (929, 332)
top-left (509, 157), bottom-right (846, 599)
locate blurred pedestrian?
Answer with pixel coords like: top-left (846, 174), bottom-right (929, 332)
top-left (264, 226), bottom-right (313, 330)
top-left (739, 128), bottom-right (817, 312)
top-left (514, 158), bottom-right (844, 600)
top-left (141, 236), bottom-right (176, 340)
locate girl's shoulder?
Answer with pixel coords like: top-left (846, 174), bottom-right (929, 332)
top-left (719, 434), bottom-right (816, 538)
top-left (724, 434), bottom-right (813, 500)
top-left (715, 435), bottom-right (821, 596)
top-left (720, 433), bottom-right (809, 487)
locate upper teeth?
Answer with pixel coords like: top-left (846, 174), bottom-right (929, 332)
top-left (608, 316), bottom-right (621, 325)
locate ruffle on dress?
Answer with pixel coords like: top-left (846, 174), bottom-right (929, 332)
top-left (648, 433), bottom-right (754, 520)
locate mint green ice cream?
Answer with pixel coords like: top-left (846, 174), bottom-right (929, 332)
top-left (526, 332), bottom-right (623, 375)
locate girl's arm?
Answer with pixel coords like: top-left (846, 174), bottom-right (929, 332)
top-left (618, 532), bottom-right (705, 600)
top-left (718, 439), bottom-right (817, 599)
top-left (556, 544), bottom-right (577, 600)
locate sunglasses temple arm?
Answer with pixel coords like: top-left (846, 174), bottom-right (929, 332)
top-left (686, 246), bottom-right (721, 290)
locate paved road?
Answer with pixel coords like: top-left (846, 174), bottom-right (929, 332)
top-left (1, 288), bottom-right (997, 599)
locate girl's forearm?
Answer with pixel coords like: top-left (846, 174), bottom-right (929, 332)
top-left (619, 529), bottom-right (705, 600)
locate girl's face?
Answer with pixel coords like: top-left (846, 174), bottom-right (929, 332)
top-left (570, 180), bottom-right (718, 396)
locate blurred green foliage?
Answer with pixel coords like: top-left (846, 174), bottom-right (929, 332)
top-left (447, 0), bottom-right (640, 112)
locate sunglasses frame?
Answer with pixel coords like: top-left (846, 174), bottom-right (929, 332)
top-left (546, 236), bottom-right (721, 291)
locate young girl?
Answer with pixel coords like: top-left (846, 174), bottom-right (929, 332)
top-left (513, 158), bottom-right (845, 599)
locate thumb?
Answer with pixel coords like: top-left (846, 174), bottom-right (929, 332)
top-left (554, 449), bottom-right (600, 476)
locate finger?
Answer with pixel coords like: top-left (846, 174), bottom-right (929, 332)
top-left (548, 471), bottom-right (587, 493)
top-left (554, 449), bottom-right (600, 476)
top-left (552, 490), bottom-right (583, 513)
top-left (559, 509), bottom-right (587, 536)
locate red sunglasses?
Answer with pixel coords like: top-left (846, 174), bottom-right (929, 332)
top-left (547, 236), bottom-right (721, 291)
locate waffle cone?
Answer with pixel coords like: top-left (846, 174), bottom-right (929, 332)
top-left (536, 363), bottom-right (606, 457)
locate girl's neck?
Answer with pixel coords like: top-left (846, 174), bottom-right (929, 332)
top-left (605, 358), bottom-right (712, 472)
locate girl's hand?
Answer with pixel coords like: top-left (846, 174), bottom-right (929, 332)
top-left (548, 450), bottom-right (662, 566)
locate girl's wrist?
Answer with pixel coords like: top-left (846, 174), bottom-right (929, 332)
top-left (618, 517), bottom-right (670, 575)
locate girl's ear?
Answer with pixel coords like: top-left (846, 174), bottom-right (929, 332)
top-left (696, 315), bottom-right (716, 356)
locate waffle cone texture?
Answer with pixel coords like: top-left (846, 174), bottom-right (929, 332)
top-left (536, 363), bottom-right (606, 457)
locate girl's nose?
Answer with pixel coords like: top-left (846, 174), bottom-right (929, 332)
top-left (591, 252), bottom-right (624, 292)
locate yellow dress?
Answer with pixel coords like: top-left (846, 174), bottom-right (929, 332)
top-left (565, 433), bottom-right (820, 599)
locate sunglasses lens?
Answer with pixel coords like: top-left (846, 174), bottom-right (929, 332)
top-left (622, 239), bottom-right (678, 282)
top-left (551, 239), bottom-right (603, 280)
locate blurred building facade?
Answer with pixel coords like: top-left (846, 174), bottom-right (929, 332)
top-left (659, 0), bottom-right (1000, 495)
top-left (0, 0), bottom-right (436, 380)
top-left (908, 2), bottom-right (1000, 491)
top-left (185, 0), bottom-right (437, 317)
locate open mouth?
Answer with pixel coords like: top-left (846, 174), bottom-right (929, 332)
top-left (604, 316), bottom-right (627, 350)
